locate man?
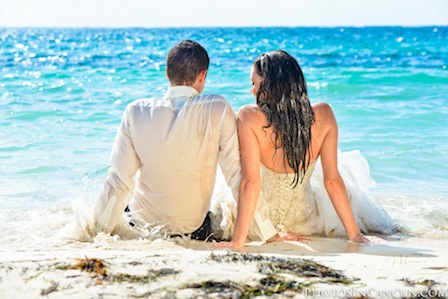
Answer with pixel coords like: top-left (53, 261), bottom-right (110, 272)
top-left (92, 40), bottom-right (277, 241)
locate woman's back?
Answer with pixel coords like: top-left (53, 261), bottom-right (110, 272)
top-left (260, 161), bottom-right (317, 235)
top-left (239, 101), bottom-right (394, 238)
top-left (215, 50), bottom-right (375, 250)
top-left (242, 101), bottom-right (335, 175)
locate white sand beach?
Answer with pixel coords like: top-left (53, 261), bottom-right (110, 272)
top-left (1, 236), bottom-right (447, 298)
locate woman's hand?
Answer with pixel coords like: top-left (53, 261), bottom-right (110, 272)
top-left (349, 233), bottom-right (370, 244)
top-left (267, 232), bottom-right (311, 242)
top-left (212, 240), bottom-right (246, 251)
top-left (212, 232), bottom-right (311, 251)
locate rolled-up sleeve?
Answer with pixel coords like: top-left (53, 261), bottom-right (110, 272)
top-left (93, 104), bottom-right (141, 234)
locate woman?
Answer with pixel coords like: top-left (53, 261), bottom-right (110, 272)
top-left (215, 50), bottom-right (394, 250)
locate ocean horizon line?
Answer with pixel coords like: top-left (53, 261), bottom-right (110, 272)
top-left (2, 25), bottom-right (448, 30)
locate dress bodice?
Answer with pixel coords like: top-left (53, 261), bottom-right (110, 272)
top-left (213, 150), bottom-right (395, 241)
top-left (260, 162), bottom-right (316, 234)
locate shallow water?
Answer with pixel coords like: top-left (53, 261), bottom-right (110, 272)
top-left (1, 27), bottom-right (447, 249)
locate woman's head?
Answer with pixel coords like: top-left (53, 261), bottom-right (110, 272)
top-left (251, 50), bottom-right (314, 187)
top-left (251, 50), bottom-right (307, 104)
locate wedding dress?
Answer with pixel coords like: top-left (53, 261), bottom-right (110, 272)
top-left (213, 150), bottom-right (395, 241)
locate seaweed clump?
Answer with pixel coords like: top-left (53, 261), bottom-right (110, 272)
top-left (56, 257), bottom-right (178, 284)
top-left (258, 257), bottom-right (353, 284)
top-left (57, 257), bottom-right (108, 279)
top-left (210, 252), bottom-right (355, 284)
top-left (399, 278), bottom-right (440, 288)
top-left (185, 275), bottom-right (305, 298)
top-left (112, 268), bottom-right (178, 283)
top-left (184, 252), bottom-right (359, 297)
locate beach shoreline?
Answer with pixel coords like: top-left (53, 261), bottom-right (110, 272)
top-left (1, 26), bottom-right (447, 299)
top-left (1, 237), bottom-right (447, 298)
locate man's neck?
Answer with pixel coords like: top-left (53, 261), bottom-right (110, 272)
top-left (169, 82), bottom-right (203, 94)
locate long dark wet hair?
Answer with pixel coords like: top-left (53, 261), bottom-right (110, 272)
top-left (253, 50), bottom-right (315, 187)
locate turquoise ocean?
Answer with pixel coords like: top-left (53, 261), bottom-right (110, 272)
top-left (1, 27), bottom-right (447, 249)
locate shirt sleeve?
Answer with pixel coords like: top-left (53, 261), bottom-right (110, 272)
top-left (92, 103), bottom-right (141, 234)
top-left (218, 101), bottom-right (277, 241)
top-left (217, 102), bottom-right (241, 200)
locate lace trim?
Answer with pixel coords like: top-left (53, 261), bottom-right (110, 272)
top-left (261, 162), bottom-right (315, 232)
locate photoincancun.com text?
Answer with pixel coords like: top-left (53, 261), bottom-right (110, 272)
top-left (304, 288), bottom-right (448, 298)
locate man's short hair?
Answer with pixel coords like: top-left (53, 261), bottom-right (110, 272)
top-left (166, 40), bottom-right (210, 86)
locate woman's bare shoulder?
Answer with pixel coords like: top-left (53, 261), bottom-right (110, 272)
top-left (239, 104), bottom-right (261, 113)
top-left (312, 101), bottom-right (332, 113)
top-left (238, 104), bottom-right (263, 121)
top-left (312, 102), bottom-right (336, 121)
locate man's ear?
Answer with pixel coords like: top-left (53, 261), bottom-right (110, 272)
top-left (198, 70), bottom-right (207, 83)
top-left (165, 68), bottom-right (169, 79)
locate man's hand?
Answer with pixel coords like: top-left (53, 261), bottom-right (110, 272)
top-left (267, 232), bottom-right (311, 243)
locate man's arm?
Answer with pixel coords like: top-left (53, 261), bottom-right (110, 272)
top-left (92, 103), bottom-right (141, 234)
top-left (217, 101), bottom-right (241, 200)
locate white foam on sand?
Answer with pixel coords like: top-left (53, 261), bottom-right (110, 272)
top-left (1, 170), bottom-right (447, 298)
top-left (1, 194), bottom-right (447, 298)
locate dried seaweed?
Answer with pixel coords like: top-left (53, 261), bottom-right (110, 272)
top-left (210, 252), bottom-right (356, 284)
top-left (209, 252), bottom-right (266, 263)
top-left (399, 278), bottom-right (440, 288)
top-left (130, 291), bottom-right (153, 298)
top-left (183, 252), bottom-right (361, 298)
top-left (258, 258), bottom-right (352, 282)
top-left (24, 270), bottom-right (45, 282)
top-left (184, 275), bottom-right (305, 298)
top-left (40, 282), bottom-right (58, 296)
top-left (187, 280), bottom-right (244, 298)
top-left (111, 268), bottom-right (178, 283)
top-left (56, 257), bottom-right (108, 278)
top-left (56, 257), bottom-right (178, 284)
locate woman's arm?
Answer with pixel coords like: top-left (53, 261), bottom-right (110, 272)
top-left (214, 106), bottom-right (305, 250)
top-left (318, 104), bottom-right (368, 243)
top-left (220, 107), bottom-right (265, 249)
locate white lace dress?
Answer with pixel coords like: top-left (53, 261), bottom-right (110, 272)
top-left (213, 150), bottom-right (395, 241)
top-left (260, 162), bottom-right (317, 236)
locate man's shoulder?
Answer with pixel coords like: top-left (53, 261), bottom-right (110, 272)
top-left (188, 94), bottom-right (232, 114)
top-left (196, 94), bottom-right (228, 104)
top-left (124, 98), bottom-right (159, 112)
top-left (128, 98), bottom-right (158, 107)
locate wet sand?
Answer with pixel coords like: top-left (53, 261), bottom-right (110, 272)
top-left (1, 236), bottom-right (447, 298)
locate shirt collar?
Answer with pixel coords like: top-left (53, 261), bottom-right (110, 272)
top-left (162, 86), bottom-right (200, 101)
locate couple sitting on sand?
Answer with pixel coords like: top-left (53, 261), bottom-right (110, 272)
top-left (91, 40), bottom-right (394, 250)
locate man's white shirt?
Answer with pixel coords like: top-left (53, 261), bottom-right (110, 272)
top-left (93, 86), bottom-right (277, 240)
